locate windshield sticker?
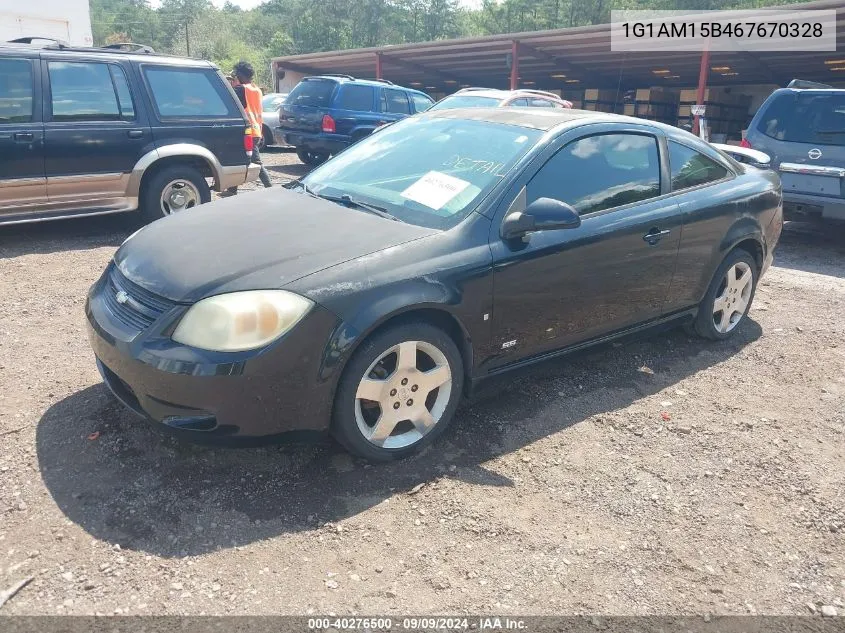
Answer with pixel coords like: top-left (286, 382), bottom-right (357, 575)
top-left (401, 171), bottom-right (471, 210)
top-left (442, 155), bottom-right (504, 174)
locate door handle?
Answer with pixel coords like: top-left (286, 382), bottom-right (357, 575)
top-left (13, 132), bottom-right (34, 142)
top-left (127, 130), bottom-right (144, 139)
top-left (643, 228), bottom-right (671, 245)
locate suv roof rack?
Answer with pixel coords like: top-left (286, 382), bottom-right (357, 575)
top-left (787, 79), bottom-right (834, 89)
top-left (455, 87), bottom-right (492, 93)
top-left (369, 78), bottom-right (394, 85)
top-left (6, 36), bottom-right (69, 48)
top-left (101, 42), bottom-right (155, 53)
top-left (314, 73), bottom-right (355, 80)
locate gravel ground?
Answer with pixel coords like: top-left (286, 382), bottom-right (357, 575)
top-left (0, 151), bottom-right (843, 616)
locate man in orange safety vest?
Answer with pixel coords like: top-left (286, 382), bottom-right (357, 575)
top-left (225, 61), bottom-right (272, 194)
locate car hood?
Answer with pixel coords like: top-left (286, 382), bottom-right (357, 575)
top-left (114, 188), bottom-right (438, 303)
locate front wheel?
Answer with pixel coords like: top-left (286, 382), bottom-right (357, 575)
top-left (140, 165), bottom-right (210, 224)
top-left (691, 248), bottom-right (758, 340)
top-left (296, 148), bottom-right (328, 166)
top-left (331, 322), bottom-right (464, 461)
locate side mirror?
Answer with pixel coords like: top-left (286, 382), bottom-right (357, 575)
top-left (501, 197), bottom-right (581, 239)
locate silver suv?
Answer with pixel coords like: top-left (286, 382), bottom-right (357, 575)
top-left (744, 79), bottom-right (845, 223)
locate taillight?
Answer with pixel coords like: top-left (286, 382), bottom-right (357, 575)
top-left (740, 138), bottom-right (752, 149)
top-left (321, 114), bottom-right (336, 134)
top-left (244, 133), bottom-right (254, 153)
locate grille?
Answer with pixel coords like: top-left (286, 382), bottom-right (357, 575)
top-left (102, 266), bottom-right (175, 331)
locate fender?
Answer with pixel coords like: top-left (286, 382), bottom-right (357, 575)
top-left (127, 144), bottom-right (241, 196)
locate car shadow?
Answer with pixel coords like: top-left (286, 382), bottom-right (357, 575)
top-left (266, 162), bottom-right (310, 180)
top-left (36, 320), bottom-right (762, 557)
top-left (0, 214), bottom-right (134, 259)
top-left (774, 221), bottom-right (845, 279)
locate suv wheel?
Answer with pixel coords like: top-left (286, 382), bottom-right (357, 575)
top-left (141, 165), bottom-right (211, 223)
top-left (297, 148), bottom-right (328, 166)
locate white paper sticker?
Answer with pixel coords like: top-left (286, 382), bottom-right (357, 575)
top-left (401, 171), bottom-right (471, 210)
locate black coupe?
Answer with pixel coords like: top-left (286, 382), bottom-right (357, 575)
top-left (86, 108), bottom-right (783, 461)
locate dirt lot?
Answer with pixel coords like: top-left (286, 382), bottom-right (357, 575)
top-left (0, 149), bottom-right (843, 616)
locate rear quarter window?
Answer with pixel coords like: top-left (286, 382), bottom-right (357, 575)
top-left (410, 93), bottom-right (434, 113)
top-left (143, 66), bottom-right (235, 119)
top-left (287, 79), bottom-right (337, 108)
top-left (758, 91), bottom-right (845, 146)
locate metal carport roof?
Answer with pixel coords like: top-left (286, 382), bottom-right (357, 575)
top-left (272, 0), bottom-right (845, 93)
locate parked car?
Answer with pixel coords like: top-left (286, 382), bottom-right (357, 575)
top-left (86, 108), bottom-right (782, 461)
top-left (279, 74), bottom-right (434, 165)
top-left (429, 87), bottom-right (573, 111)
top-left (743, 79), bottom-right (845, 223)
top-left (260, 91), bottom-right (287, 146)
top-left (0, 38), bottom-right (259, 226)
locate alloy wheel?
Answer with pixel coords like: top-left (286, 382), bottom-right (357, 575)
top-left (159, 179), bottom-right (200, 215)
top-left (712, 261), bottom-right (753, 333)
top-left (354, 340), bottom-right (452, 449)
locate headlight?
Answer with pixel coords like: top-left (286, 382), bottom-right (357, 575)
top-left (172, 290), bottom-right (313, 352)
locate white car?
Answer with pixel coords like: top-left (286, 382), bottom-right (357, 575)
top-left (261, 92), bottom-right (288, 146)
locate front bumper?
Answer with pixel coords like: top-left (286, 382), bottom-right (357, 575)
top-left (85, 267), bottom-right (341, 439)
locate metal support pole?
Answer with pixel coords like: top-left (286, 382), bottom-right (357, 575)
top-left (693, 43), bottom-right (711, 136)
top-left (510, 40), bottom-right (519, 90)
top-left (376, 53), bottom-right (383, 80)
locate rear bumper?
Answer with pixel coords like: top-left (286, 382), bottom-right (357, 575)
top-left (282, 130), bottom-right (349, 155)
top-left (783, 191), bottom-right (845, 221)
top-left (218, 163), bottom-right (258, 191)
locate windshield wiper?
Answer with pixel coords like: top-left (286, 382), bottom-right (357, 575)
top-left (286, 179), bottom-right (317, 196)
top-left (318, 193), bottom-right (404, 222)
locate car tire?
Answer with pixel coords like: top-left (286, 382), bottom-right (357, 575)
top-left (296, 148), bottom-right (328, 166)
top-left (263, 125), bottom-right (275, 147)
top-left (140, 165), bottom-right (210, 224)
top-left (692, 248), bottom-right (758, 340)
top-left (331, 322), bottom-right (464, 462)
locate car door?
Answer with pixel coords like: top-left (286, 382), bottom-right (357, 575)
top-left (42, 55), bottom-right (149, 213)
top-left (488, 126), bottom-right (682, 367)
top-left (0, 53), bottom-right (46, 219)
top-left (380, 87), bottom-right (412, 124)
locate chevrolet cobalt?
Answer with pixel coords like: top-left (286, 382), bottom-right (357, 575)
top-left (86, 109), bottom-right (783, 461)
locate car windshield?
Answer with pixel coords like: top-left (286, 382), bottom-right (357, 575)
top-left (428, 95), bottom-right (503, 111)
top-left (286, 79), bottom-right (337, 108)
top-left (300, 117), bottom-right (542, 229)
top-left (262, 94), bottom-right (285, 110)
top-left (759, 92), bottom-right (845, 146)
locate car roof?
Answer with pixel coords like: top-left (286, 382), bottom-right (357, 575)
top-left (0, 42), bottom-right (214, 67)
top-left (420, 106), bottom-right (676, 132)
top-left (305, 75), bottom-right (429, 96)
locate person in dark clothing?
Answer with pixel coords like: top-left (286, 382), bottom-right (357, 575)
top-left (223, 64), bottom-right (272, 195)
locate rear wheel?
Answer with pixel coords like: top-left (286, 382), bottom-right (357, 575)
top-left (296, 148), bottom-right (329, 166)
top-left (331, 322), bottom-right (464, 461)
top-left (691, 248), bottom-right (757, 340)
top-left (140, 165), bottom-right (210, 224)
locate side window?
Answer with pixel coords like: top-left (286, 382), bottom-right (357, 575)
top-left (382, 88), bottom-right (410, 114)
top-left (143, 66), bottom-right (231, 118)
top-left (669, 141), bottom-right (729, 190)
top-left (109, 65), bottom-right (135, 119)
top-left (338, 84), bottom-right (375, 111)
top-left (510, 98), bottom-right (529, 107)
top-left (48, 61), bottom-right (122, 121)
top-left (529, 99), bottom-right (555, 108)
top-left (411, 93), bottom-right (434, 113)
top-left (0, 58), bottom-right (34, 123)
top-left (528, 133), bottom-right (661, 215)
